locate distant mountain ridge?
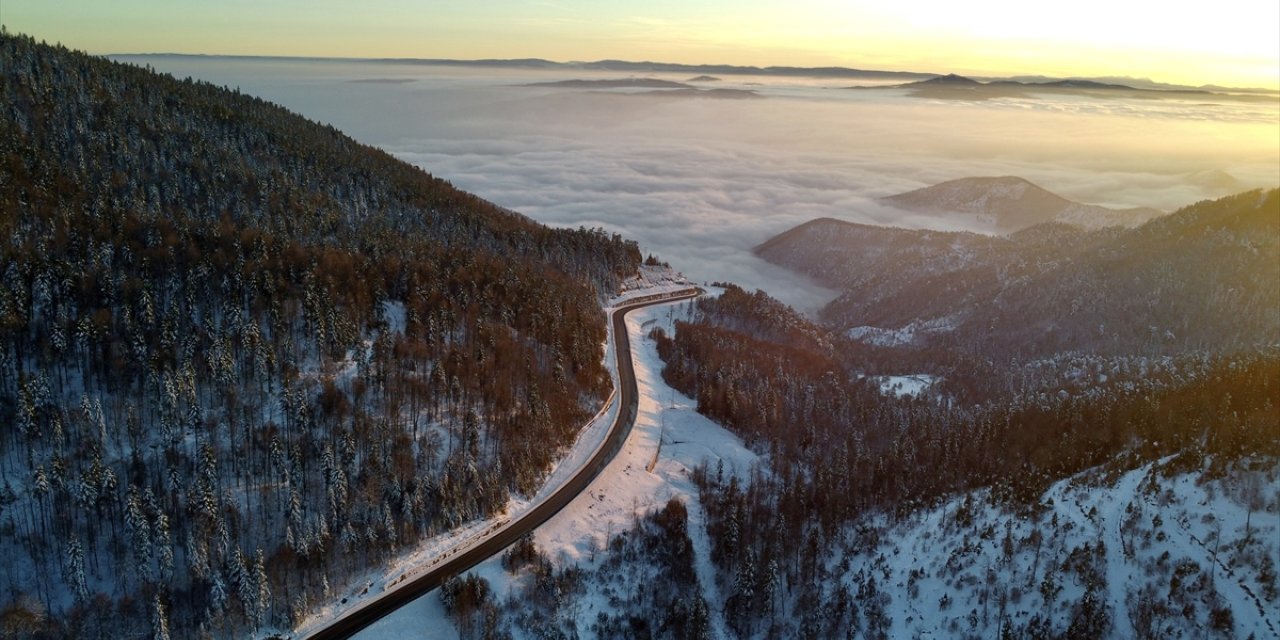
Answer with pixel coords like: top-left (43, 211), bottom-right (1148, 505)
top-left (914, 73), bottom-right (982, 86)
top-left (520, 77), bottom-right (761, 99)
top-left (895, 73), bottom-right (1207, 94)
top-left (881, 176), bottom-right (1165, 233)
top-left (116, 54), bottom-right (1278, 93)
top-left (848, 72), bottom-right (1280, 103)
top-left (898, 74), bottom-right (1183, 93)
top-left (524, 78), bottom-right (693, 89)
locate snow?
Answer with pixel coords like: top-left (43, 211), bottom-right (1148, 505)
top-left (847, 325), bottom-right (918, 347)
top-left (315, 270), bottom-right (1279, 640)
top-left (295, 290), bottom-right (628, 637)
top-left (847, 315), bottom-right (956, 347)
top-left (519, 299), bottom-right (754, 639)
top-left (379, 300), bottom-right (406, 335)
top-left (356, 586), bottom-right (459, 640)
top-left (351, 278), bottom-right (756, 639)
top-left (875, 374), bottom-right (937, 398)
top-left (830, 456), bottom-right (1280, 639)
top-left (616, 264), bottom-right (697, 298)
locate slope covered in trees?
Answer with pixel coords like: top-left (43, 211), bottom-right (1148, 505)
top-left (655, 187), bottom-right (1279, 637)
top-left (0, 32), bottom-right (640, 637)
top-left (756, 190), bottom-right (1280, 364)
top-left (648, 284), bottom-right (1278, 638)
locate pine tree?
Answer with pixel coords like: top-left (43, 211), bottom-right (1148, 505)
top-left (152, 594), bottom-right (171, 640)
top-left (210, 573), bottom-right (229, 615)
top-left (63, 535), bottom-right (89, 602)
top-left (253, 548), bottom-right (270, 629)
top-left (154, 512), bottom-right (174, 580)
top-left (764, 558), bottom-right (780, 618)
top-left (232, 547), bottom-right (253, 613)
top-left (125, 486), bottom-right (153, 583)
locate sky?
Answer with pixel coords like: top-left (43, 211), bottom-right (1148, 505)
top-left (5, 0), bottom-right (1279, 89)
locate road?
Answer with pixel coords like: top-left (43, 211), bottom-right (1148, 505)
top-left (303, 288), bottom-right (702, 640)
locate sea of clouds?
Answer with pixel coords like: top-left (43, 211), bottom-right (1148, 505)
top-left (124, 56), bottom-right (1279, 313)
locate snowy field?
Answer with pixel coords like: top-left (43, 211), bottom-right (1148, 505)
top-left (875, 374), bottom-right (938, 398)
top-left (353, 282), bottom-right (759, 639)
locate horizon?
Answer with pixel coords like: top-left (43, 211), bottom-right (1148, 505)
top-left (107, 41), bottom-right (1274, 314)
top-left (94, 51), bottom-right (1278, 92)
top-left (4, 0), bottom-right (1278, 91)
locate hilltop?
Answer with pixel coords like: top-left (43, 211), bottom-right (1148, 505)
top-left (880, 176), bottom-right (1165, 233)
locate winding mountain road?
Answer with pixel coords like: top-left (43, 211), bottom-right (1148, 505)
top-left (304, 288), bottom-right (702, 640)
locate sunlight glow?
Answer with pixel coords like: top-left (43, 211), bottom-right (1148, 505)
top-left (3, 0), bottom-right (1277, 88)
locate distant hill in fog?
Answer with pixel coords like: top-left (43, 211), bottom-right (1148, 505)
top-left (524, 78), bottom-right (694, 89)
top-left (847, 73), bottom-right (1278, 103)
top-left (113, 53), bottom-right (1278, 94)
top-left (881, 176), bottom-right (1165, 233)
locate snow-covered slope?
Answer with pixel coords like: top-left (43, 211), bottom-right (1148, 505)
top-left (352, 283), bottom-right (758, 639)
top-left (882, 176), bottom-right (1165, 233)
top-left (828, 456), bottom-right (1278, 639)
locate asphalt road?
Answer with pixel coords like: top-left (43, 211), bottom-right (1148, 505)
top-left (303, 288), bottom-right (702, 640)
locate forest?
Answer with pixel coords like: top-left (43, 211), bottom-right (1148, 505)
top-left (644, 217), bottom-right (1279, 637)
top-left (0, 32), bottom-right (640, 638)
top-left (425, 270), bottom-right (1276, 639)
top-left (756, 190), bottom-right (1280, 368)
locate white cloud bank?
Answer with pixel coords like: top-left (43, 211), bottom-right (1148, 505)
top-left (126, 57), bottom-right (1279, 313)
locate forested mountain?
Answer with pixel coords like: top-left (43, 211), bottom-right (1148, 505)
top-left (0, 32), bottom-right (640, 637)
top-left (646, 284), bottom-right (1278, 639)
top-left (633, 189), bottom-right (1280, 639)
top-left (756, 189), bottom-right (1280, 363)
top-left (879, 177), bottom-right (1165, 233)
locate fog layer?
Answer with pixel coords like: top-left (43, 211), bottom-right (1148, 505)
top-left (123, 57), bottom-right (1280, 312)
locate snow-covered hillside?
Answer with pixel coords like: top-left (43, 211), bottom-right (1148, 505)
top-left (825, 455), bottom-right (1278, 639)
top-left (354, 276), bottom-right (1278, 640)
top-left (352, 283), bottom-right (758, 639)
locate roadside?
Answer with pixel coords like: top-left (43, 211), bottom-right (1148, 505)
top-left (355, 283), bottom-right (758, 639)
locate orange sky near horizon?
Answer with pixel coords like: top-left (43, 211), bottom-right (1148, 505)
top-left (4, 0), bottom-right (1278, 89)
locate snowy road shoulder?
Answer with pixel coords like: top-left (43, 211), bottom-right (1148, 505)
top-left (354, 283), bottom-right (758, 639)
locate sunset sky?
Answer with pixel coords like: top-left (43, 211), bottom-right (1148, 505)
top-left (5, 0), bottom-right (1278, 89)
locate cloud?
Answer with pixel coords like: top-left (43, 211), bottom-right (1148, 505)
top-left (127, 57), bottom-right (1280, 313)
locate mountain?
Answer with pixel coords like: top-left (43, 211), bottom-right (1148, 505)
top-left (574, 59), bottom-right (934, 80)
top-left (757, 189), bottom-right (1280, 361)
top-left (913, 73), bottom-right (982, 86)
top-left (524, 78), bottom-right (693, 89)
top-left (880, 176), bottom-right (1166, 232)
top-left (853, 74), bottom-right (1273, 104)
top-left (634, 279), bottom-right (1279, 639)
top-left (1001, 74), bottom-right (1279, 93)
top-left (648, 193), bottom-right (1279, 638)
top-left (0, 32), bottom-right (641, 637)
top-left (874, 74), bottom-right (1146, 99)
top-left (754, 217), bottom-right (1009, 306)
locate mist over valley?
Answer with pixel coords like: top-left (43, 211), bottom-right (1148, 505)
top-left (117, 55), bottom-right (1279, 312)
